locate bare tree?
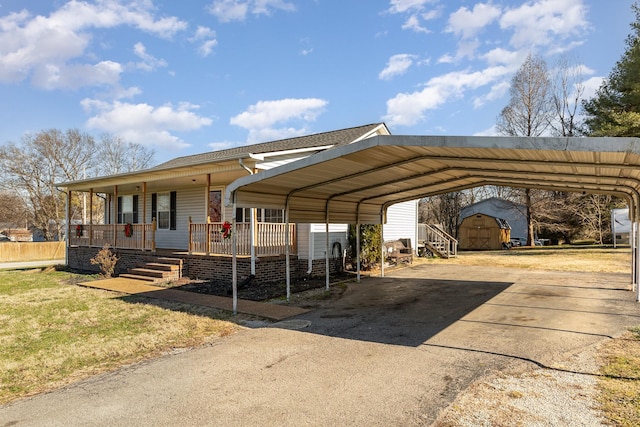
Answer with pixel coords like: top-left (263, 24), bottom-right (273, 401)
top-left (550, 56), bottom-right (586, 137)
top-left (497, 53), bottom-right (554, 138)
top-left (496, 53), bottom-right (555, 246)
top-left (95, 134), bottom-right (155, 176)
top-left (0, 191), bottom-right (29, 229)
top-left (0, 129), bottom-right (96, 240)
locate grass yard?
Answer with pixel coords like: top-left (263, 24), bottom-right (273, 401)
top-left (0, 268), bottom-right (241, 404)
top-left (427, 245), bottom-right (632, 273)
top-left (597, 327), bottom-right (640, 427)
top-left (1, 247), bottom-right (639, 424)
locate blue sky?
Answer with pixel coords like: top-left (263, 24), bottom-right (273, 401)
top-left (0, 0), bottom-right (635, 164)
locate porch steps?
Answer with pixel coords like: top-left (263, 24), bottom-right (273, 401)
top-left (119, 257), bottom-right (183, 284)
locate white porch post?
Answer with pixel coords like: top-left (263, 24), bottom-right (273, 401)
top-left (65, 190), bottom-right (70, 266)
top-left (250, 208), bottom-right (256, 276)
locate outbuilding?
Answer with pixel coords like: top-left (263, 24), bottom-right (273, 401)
top-left (459, 213), bottom-right (511, 250)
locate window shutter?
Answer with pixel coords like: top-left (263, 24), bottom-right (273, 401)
top-left (170, 191), bottom-right (177, 230)
top-left (132, 195), bottom-right (139, 224)
top-left (151, 193), bottom-right (157, 223)
top-left (117, 196), bottom-right (123, 224)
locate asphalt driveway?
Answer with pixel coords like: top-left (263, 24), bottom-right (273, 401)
top-left (2, 264), bottom-right (639, 426)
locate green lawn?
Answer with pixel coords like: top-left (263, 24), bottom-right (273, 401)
top-left (0, 268), bottom-right (240, 404)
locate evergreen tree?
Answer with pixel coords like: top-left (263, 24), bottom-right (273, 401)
top-left (583, 2), bottom-right (640, 136)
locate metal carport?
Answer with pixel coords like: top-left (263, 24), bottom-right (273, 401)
top-left (226, 135), bottom-right (640, 313)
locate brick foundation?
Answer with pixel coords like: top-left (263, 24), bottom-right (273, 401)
top-left (68, 247), bottom-right (343, 286)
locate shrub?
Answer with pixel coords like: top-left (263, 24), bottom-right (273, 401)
top-left (90, 244), bottom-right (119, 278)
top-left (347, 224), bottom-right (382, 270)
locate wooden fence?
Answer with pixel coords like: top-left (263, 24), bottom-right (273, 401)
top-left (0, 241), bottom-right (65, 262)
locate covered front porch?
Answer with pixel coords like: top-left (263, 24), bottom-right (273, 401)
top-left (69, 221), bottom-right (296, 256)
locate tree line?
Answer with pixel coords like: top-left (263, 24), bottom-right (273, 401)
top-left (0, 130), bottom-right (154, 240)
top-left (421, 2), bottom-right (640, 246)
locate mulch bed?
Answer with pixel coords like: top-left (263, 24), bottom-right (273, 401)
top-left (172, 272), bottom-right (354, 301)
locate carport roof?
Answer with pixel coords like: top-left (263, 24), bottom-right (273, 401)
top-left (225, 134), bottom-right (640, 224)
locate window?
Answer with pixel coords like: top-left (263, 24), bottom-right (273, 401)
top-left (117, 195), bottom-right (138, 224)
top-left (262, 209), bottom-right (284, 223)
top-left (152, 191), bottom-right (176, 230)
top-left (157, 193), bottom-right (171, 229)
top-left (235, 208), bottom-right (251, 223)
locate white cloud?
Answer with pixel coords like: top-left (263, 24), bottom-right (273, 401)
top-left (447, 3), bottom-right (501, 40)
top-left (132, 42), bottom-right (167, 72)
top-left (190, 26), bottom-right (218, 57)
top-left (383, 66), bottom-right (510, 126)
top-left (387, 0), bottom-right (436, 14)
top-left (473, 80), bottom-right (511, 108)
top-left (386, 0), bottom-right (439, 33)
top-left (500, 0), bottom-right (588, 49)
top-left (0, 1), bottom-right (186, 89)
top-left (208, 141), bottom-right (239, 151)
top-left (582, 76), bottom-right (604, 101)
top-left (230, 98), bottom-right (328, 143)
top-left (82, 99), bottom-right (212, 150)
top-left (402, 14), bottom-right (430, 33)
top-left (207, 0), bottom-right (295, 22)
top-left (379, 54), bottom-right (417, 80)
top-left (31, 61), bottom-right (122, 90)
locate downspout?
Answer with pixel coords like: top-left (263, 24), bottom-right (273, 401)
top-left (307, 229), bottom-right (313, 275)
top-left (239, 159), bottom-right (256, 276)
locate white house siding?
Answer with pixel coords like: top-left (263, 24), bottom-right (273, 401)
top-left (297, 223), bottom-right (311, 259)
top-left (152, 186), bottom-right (207, 250)
top-left (383, 200), bottom-right (418, 253)
top-left (308, 223), bottom-right (349, 261)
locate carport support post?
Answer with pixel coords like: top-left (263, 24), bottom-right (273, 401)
top-left (380, 212), bottom-right (385, 278)
top-left (356, 222), bottom-right (361, 283)
top-left (633, 220), bottom-right (638, 291)
top-left (285, 203), bottom-right (291, 302)
top-left (635, 220), bottom-right (640, 301)
top-left (232, 197), bottom-right (238, 315)
top-left (325, 220), bottom-right (330, 290)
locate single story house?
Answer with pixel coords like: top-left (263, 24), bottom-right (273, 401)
top-left (58, 123), bottom-right (418, 285)
top-left (612, 208), bottom-right (631, 245)
top-left (458, 213), bottom-right (511, 250)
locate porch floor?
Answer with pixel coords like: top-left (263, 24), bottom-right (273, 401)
top-left (78, 277), bottom-right (309, 321)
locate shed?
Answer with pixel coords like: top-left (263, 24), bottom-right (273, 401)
top-left (459, 213), bottom-right (511, 250)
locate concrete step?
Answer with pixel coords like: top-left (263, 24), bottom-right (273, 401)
top-left (119, 273), bottom-right (160, 283)
top-left (129, 267), bottom-right (171, 278)
top-left (143, 262), bottom-right (180, 272)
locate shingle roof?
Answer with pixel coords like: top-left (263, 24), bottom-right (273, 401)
top-left (152, 123), bottom-right (385, 170)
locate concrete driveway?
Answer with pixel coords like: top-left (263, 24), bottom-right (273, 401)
top-left (2, 264), bottom-right (639, 426)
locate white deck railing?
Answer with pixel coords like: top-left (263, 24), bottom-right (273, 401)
top-left (188, 221), bottom-right (296, 256)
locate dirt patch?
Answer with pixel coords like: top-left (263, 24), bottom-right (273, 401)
top-left (167, 272), bottom-right (355, 302)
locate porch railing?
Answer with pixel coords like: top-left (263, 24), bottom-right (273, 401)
top-left (69, 222), bottom-right (156, 251)
top-left (189, 222), bottom-right (296, 256)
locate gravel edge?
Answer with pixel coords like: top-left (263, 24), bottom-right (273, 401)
top-left (432, 346), bottom-right (608, 427)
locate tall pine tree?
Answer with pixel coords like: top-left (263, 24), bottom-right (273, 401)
top-left (583, 2), bottom-right (640, 136)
